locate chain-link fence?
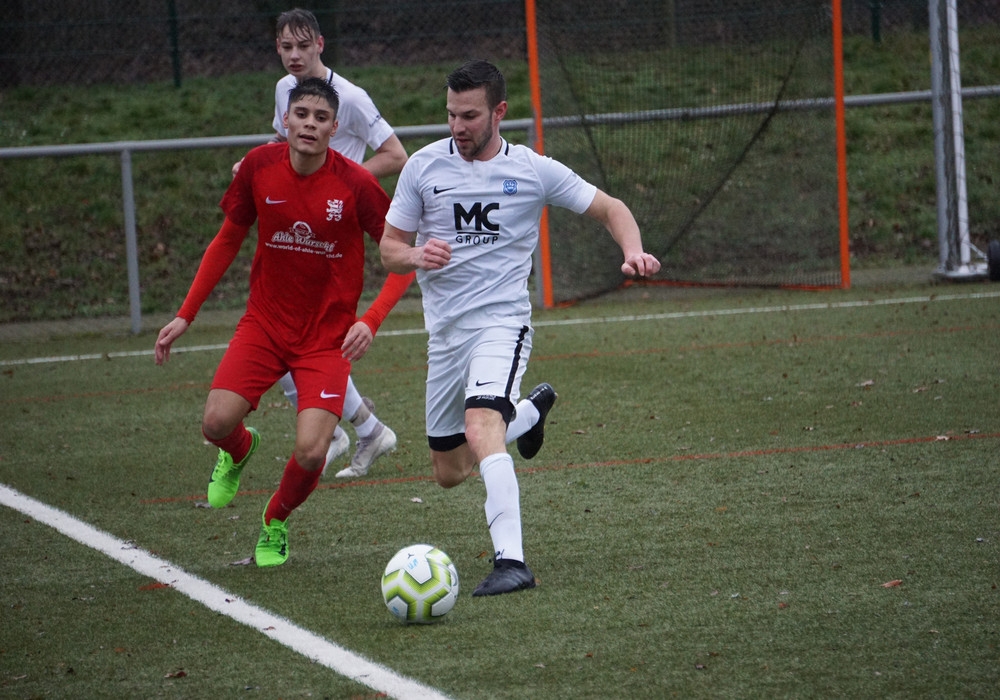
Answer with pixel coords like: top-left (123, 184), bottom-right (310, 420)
top-left (0, 1), bottom-right (525, 87)
top-left (5, 1), bottom-right (996, 86)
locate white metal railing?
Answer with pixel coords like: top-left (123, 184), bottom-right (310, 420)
top-left (2, 88), bottom-right (999, 332)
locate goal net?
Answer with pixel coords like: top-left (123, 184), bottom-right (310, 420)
top-left (529, 0), bottom-right (844, 303)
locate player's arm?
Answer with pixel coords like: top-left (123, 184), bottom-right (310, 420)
top-left (380, 223), bottom-right (452, 273)
top-left (584, 190), bottom-right (661, 278)
top-left (362, 134), bottom-right (407, 179)
top-left (341, 271), bottom-right (416, 361)
top-left (154, 217), bottom-right (250, 365)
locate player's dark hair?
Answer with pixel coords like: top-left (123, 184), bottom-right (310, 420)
top-left (446, 60), bottom-right (507, 110)
top-left (288, 77), bottom-right (340, 116)
top-left (276, 8), bottom-right (322, 40)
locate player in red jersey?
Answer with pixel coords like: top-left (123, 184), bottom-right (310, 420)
top-left (154, 78), bottom-right (390, 567)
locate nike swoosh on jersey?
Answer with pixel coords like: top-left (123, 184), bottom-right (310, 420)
top-left (474, 380), bottom-right (494, 387)
top-left (265, 196), bottom-right (287, 204)
top-left (432, 186), bottom-right (456, 194)
top-left (320, 390), bottom-right (341, 399)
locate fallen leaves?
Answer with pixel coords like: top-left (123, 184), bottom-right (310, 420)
top-left (137, 581), bottom-right (171, 591)
top-left (881, 579), bottom-right (903, 588)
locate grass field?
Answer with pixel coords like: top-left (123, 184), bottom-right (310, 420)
top-left (2, 273), bottom-right (998, 698)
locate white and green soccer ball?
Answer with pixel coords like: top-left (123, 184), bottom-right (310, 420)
top-left (381, 544), bottom-right (459, 623)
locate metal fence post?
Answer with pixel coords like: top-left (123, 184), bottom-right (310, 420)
top-left (120, 149), bottom-right (143, 334)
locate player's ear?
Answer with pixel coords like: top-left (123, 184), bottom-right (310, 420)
top-left (282, 111), bottom-right (289, 130)
top-left (494, 100), bottom-right (508, 122)
top-left (316, 35), bottom-right (325, 54)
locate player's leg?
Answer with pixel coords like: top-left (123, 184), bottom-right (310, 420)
top-left (425, 326), bottom-right (477, 488)
top-left (202, 388), bottom-right (260, 509)
top-left (428, 440), bottom-right (478, 488)
top-left (334, 376), bottom-right (397, 478)
top-left (278, 370), bottom-right (350, 470)
top-left (257, 408), bottom-right (339, 567)
top-left (465, 404), bottom-right (536, 596)
top-left (257, 352), bottom-right (347, 567)
top-left (202, 322), bottom-right (280, 508)
top-left (504, 382), bottom-right (558, 459)
top-left (465, 405), bottom-right (528, 562)
top-left (464, 324), bottom-right (538, 596)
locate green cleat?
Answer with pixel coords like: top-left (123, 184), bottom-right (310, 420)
top-left (206, 427), bottom-right (259, 508)
top-left (255, 512), bottom-right (289, 567)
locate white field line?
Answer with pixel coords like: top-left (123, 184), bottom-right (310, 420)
top-left (0, 483), bottom-right (453, 700)
top-left (2, 291), bottom-right (998, 368)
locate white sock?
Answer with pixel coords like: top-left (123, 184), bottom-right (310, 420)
top-left (479, 452), bottom-right (524, 562)
top-left (505, 398), bottom-right (539, 444)
top-left (278, 372), bottom-right (299, 410)
top-left (353, 413), bottom-right (378, 439)
top-left (343, 376), bottom-right (363, 423)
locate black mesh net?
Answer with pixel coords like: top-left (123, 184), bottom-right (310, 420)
top-left (533, 0), bottom-right (843, 302)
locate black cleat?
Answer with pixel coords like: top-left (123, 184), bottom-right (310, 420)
top-left (472, 559), bottom-right (537, 597)
top-left (516, 383), bottom-right (557, 459)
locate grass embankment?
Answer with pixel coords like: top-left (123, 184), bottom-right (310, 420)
top-left (0, 31), bottom-right (997, 323)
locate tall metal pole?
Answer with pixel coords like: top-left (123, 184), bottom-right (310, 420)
top-left (929, 0), bottom-right (984, 279)
top-left (121, 149), bottom-right (143, 334)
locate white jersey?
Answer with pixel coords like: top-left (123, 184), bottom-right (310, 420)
top-left (273, 69), bottom-right (396, 164)
top-left (386, 137), bottom-right (597, 334)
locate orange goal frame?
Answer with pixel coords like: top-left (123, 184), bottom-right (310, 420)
top-left (524, 0), bottom-right (850, 307)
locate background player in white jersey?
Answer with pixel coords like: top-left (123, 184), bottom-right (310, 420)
top-left (235, 8), bottom-right (411, 478)
top-left (380, 59), bottom-right (661, 596)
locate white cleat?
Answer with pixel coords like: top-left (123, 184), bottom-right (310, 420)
top-left (335, 424), bottom-right (397, 478)
top-left (321, 429), bottom-right (351, 476)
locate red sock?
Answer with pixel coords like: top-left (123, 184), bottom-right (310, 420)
top-left (264, 455), bottom-right (322, 524)
top-left (206, 424), bottom-right (252, 463)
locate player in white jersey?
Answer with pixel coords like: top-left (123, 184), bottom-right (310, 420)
top-left (381, 60), bottom-right (660, 596)
top-left (272, 70), bottom-right (396, 170)
top-left (233, 9), bottom-right (410, 479)
top-left (235, 9), bottom-right (407, 178)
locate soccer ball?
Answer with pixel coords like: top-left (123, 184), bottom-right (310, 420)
top-left (381, 544), bottom-right (459, 624)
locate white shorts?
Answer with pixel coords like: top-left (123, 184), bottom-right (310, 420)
top-left (425, 321), bottom-right (533, 445)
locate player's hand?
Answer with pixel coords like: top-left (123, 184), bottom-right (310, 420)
top-left (231, 158), bottom-right (243, 178)
top-left (154, 317), bottom-right (190, 365)
top-left (622, 252), bottom-right (660, 278)
top-left (342, 320), bottom-right (374, 361)
top-left (416, 238), bottom-right (451, 270)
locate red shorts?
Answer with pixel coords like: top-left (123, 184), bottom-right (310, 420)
top-left (211, 313), bottom-right (349, 417)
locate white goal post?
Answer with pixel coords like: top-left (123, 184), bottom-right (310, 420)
top-left (929, 0), bottom-right (995, 280)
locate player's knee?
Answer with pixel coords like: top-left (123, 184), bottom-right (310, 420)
top-left (431, 454), bottom-right (471, 488)
top-left (201, 411), bottom-right (234, 442)
top-left (292, 443), bottom-right (326, 472)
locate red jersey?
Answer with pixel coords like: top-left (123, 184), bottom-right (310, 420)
top-left (219, 143), bottom-right (389, 354)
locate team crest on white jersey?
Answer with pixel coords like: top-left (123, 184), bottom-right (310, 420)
top-left (327, 199), bottom-right (344, 221)
top-left (503, 179), bottom-right (518, 196)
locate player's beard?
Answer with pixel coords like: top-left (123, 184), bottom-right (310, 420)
top-left (457, 125), bottom-right (496, 160)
